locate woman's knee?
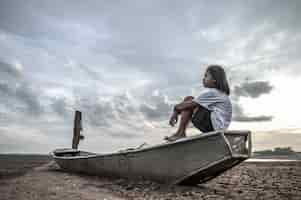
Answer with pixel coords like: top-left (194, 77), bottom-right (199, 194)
top-left (183, 96), bottom-right (194, 101)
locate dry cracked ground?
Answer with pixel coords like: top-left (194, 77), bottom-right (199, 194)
top-left (0, 155), bottom-right (300, 200)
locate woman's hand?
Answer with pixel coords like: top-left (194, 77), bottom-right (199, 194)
top-left (169, 112), bottom-right (178, 127)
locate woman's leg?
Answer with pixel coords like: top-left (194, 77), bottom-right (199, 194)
top-left (174, 108), bottom-right (194, 137)
top-left (166, 96), bottom-right (195, 140)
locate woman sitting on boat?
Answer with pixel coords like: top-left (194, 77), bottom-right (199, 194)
top-left (165, 65), bottom-right (232, 142)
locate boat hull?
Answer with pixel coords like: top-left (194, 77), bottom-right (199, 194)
top-left (52, 130), bottom-right (251, 185)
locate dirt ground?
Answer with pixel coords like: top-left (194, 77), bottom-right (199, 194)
top-left (0, 155), bottom-right (301, 200)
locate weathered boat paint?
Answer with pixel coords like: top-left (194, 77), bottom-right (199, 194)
top-left (52, 130), bottom-right (251, 185)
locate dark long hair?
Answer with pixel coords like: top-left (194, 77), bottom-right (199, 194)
top-left (206, 65), bottom-right (230, 95)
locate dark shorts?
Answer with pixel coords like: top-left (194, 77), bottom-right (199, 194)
top-left (191, 106), bottom-right (214, 133)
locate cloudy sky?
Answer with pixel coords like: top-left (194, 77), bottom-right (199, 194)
top-left (1, 0), bottom-right (301, 153)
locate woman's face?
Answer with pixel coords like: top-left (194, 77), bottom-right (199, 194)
top-left (202, 70), bottom-right (216, 88)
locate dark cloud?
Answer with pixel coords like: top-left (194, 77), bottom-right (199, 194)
top-left (74, 97), bottom-right (115, 127)
top-left (140, 104), bottom-right (163, 120)
top-left (111, 94), bottom-right (137, 118)
top-left (0, 82), bottom-right (11, 95)
top-left (1, 0), bottom-right (300, 152)
top-left (15, 84), bottom-right (43, 115)
top-left (233, 115), bottom-right (273, 122)
top-left (0, 60), bottom-right (21, 78)
top-left (234, 81), bottom-right (274, 98)
top-left (239, 0), bottom-right (301, 33)
top-left (0, 59), bottom-right (43, 116)
top-left (72, 91), bottom-right (173, 129)
top-left (0, 82), bottom-right (43, 115)
top-left (139, 91), bottom-right (172, 121)
top-left (73, 94), bottom-right (134, 128)
top-left (0, 58), bottom-right (43, 116)
top-left (232, 102), bottom-right (273, 122)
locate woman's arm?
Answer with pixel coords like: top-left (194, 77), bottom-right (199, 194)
top-left (174, 100), bottom-right (199, 113)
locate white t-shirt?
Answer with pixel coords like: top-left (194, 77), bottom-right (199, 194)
top-left (192, 88), bottom-right (232, 130)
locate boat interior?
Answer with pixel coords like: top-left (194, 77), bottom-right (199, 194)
top-left (53, 130), bottom-right (251, 159)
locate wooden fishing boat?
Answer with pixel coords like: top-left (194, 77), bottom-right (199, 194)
top-left (52, 130), bottom-right (251, 185)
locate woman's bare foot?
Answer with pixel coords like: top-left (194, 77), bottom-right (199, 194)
top-left (164, 133), bottom-right (186, 142)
